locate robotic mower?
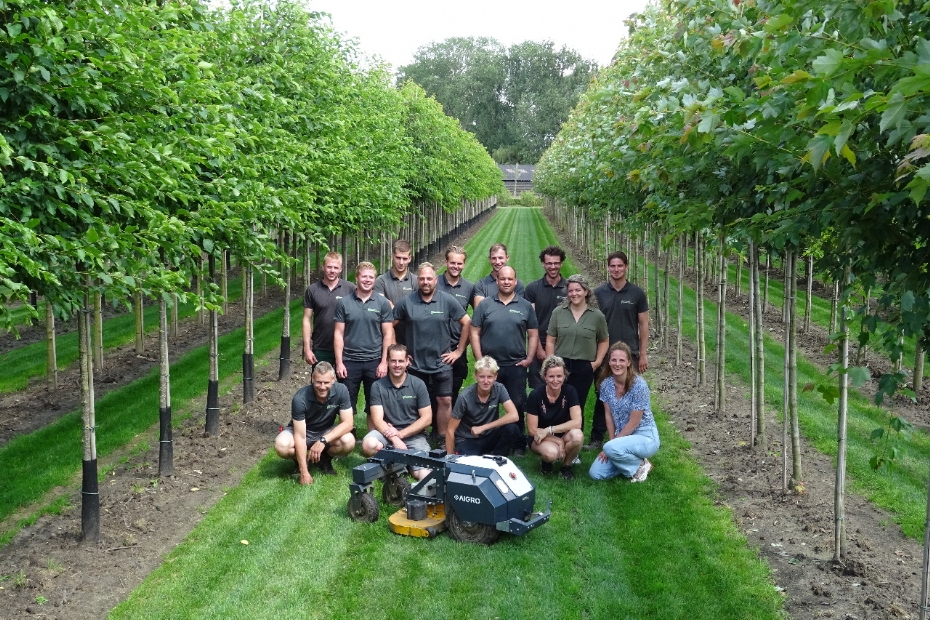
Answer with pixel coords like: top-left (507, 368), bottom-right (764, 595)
top-left (347, 447), bottom-right (550, 545)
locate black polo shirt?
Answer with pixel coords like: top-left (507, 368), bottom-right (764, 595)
top-left (474, 273), bottom-right (525, 300)
top-left (304, 279), bottom-right (356, 351)
top-left (451, 382), bottom-right (512, 441)
top-left (524, 276), bottom-right (568, 344)
top-left (436, 272), bottom-right (476, 349)
top-left (333, 291), bottom-right (393, 362)
top-left (393, 291), bottom-right (466, 374)
top-left (525, 384), bottom-right (579, 428)
top-left (370, 374), bottom-right (431, 429)
top-left (471, 294), bottom-right (538, 365)
top-left (594, 281), bottom-right (649, 355)
top-left (291, 382), bottom-right (351, 433)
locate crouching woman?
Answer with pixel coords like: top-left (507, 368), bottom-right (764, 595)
top-left (589, 342), bottom-right (659, 482)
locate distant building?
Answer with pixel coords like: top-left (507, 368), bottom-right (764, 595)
top-left (499, 164), bottom-right (535, 196)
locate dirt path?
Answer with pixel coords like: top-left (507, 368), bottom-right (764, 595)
top-left (0, 210), bottom-right (924, 619)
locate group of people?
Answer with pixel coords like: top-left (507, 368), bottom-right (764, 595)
top-left (273, 240), bottom-right (660, 485)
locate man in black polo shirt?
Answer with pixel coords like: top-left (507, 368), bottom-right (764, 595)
top-left (588, 249), bottom-right (650, 449)
top-left (524, 245), bottom-right (568, 390)
top-left (374, 239), bottom-right (414, 346)
top-left (361, 344), bottom-right (433, 480)
top-left (447, 356), bottom-right (521, 456)
top-left (393, 262), bottom-right (471, 441)
top-left (435, 245), bottom-right (475, 406)
top-left (470, 266), bottom-right (538, 456)
top-left (303, 251), bottom-right (355, 366)
top-left (333, 261), bottom-right (394, 434)
top-left (473, 243), bottom-right (525, 305)
top-left (273, 362), bottom-right (355, 485)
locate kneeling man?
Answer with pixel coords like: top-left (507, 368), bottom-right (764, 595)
top-left (274, 362), bottom-right (355, 485)
top-left (362, 344), bottom-right (433, 480)
top-left (446, 356), bottom-right (521, 456)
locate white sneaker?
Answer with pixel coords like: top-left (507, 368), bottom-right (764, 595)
top-left (571, 456), bottom-right (581, 465)
top-left (631, 458), bottom-right (653, 483)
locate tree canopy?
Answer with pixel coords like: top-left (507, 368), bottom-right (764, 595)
top-left (397, 37), bottom-right (597, 164)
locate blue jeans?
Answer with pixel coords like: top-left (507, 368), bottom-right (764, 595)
top-left (588, 425), bottom-right (659, 480)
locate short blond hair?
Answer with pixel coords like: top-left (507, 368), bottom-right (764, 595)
top-left (474, 356), bottom-right (499, 375)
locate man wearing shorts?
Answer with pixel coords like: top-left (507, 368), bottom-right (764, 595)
top-left (361, 345), bottom-right (433, 480)
top-left (393, 262), bottom-right (471, 442)
top-left (273, 362), bottom-right (355, 485)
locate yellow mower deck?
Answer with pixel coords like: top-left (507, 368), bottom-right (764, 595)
top-left (388, 503), bottom-right (447, 538)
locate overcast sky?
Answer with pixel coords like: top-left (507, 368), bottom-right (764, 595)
top-left (310, 0), bottom-right (653, 70)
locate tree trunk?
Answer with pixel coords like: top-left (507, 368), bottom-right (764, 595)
top-left (696, 232), bottom-right (706, 386)
top-left (714, 231), bottom-right (728, 415)
top-left (79, 284), bottom-right (99, 543)
top-left (834, 265), bottom-right (850, 561)
top-left (804, 254), bottom-right (813, 333)
top-left (915, 342), bottom-right (925, 397)
top-left (829, 278), bottom-right (839, 334)
top-left (243, 262), bottom-right (255, 403)
top-left (735, 253), bottom-right (742, 298)
top-left (787, 252), bottom-right (803, 490)
top-left (279, 232), bottom-right (292, 381)
top-left (221, 249), bottom-right (228, 315)
top-left (134, 288), bottom-right (144, 354)
top-left (46, 301), bottom-right (58, 391)
top-left (748, 240), bottom-right (757, 447)
top-left (763, 251), bottom-right (770, 312)
top-left (782, 250), bottom-right (792, 491)
top-left (752, 242), bottom-right (766, 448)
top-left (171, 293), bottom-right (179, 338)
top-left (158, 297), bottom-right (173, 477)
top-left (920, 459), bottom-right (930, 620)
top-left (676, 234), bottom-right (684, 366)
top-left (662, 241), bottom-right (671, 349)
top-left (93, 291), bottom-right (103, 370)
top-left (205, 254), bottom-right (220, 436)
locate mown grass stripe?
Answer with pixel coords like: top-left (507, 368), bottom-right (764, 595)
top-left (0, 297), bottom-right (301, 525)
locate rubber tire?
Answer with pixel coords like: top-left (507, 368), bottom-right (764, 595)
top-left (382, 475), bottom-right (411, 507)
top-left (347, 491), bottom-right (379, 522)
top-left (446, 507), bottom-right (500, 545)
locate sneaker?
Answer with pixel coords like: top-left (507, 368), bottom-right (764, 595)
top-left (571, 455), bottom-right (581, 465)
top-left (583, 439), bottom-right (603, 451)
top-left (631, 458), bottom-right (653, 483)
top-left (513, 446), bottom-right (526, 458)
top-left (540, 461), bottom-right (554, 475)
top-left (559, 466), bottom-right (575, 481)
top-left (317, 453), bottom-right (336, 475)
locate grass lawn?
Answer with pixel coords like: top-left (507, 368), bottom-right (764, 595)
top-left (110, 208), bottom-right (785, 620)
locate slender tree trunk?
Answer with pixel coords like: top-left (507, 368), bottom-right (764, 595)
top-left (279, 232), bottom-right (292, 381)
top-left (221, 249), bottom-right (228, 315)
top-left (715, 231), bottom-right (728, 415)
top-left (696, 232), bottom-right (706, 386)
top-left (782, 254), bottom-right (790, 325)
top-left (735, 253), bottom-right (742, 298)
top-left (921, 464), bottom-right (930, 620)
top-left (763, 251), bottom-right (770, 312)
top-left (662, 242), bottom-right (671, 349)
top-left (171, 293), bottom-right (179, 338)
top-left (205, 254), bottom-right (220, 436)
top-left (788, 252), bottom-right (803, 490)
top-left (243, 262), bottom-right (255, 403)
top-left (752, 242), bottom-right (766, 447)
top-left (46, 301), bottom-right (58, 390)
top-left (829, 278), bottom-right (839, 334)
top-left (676, 234), bottom-right (684, 366)
top-left (834, 265), bottom-right (850, 561)
top-left (782, 250), bottom-right (792, 491)
top-left (79, 284), bottom-right (99, 543)
top-left (804, 254), bottom-right (813, 333)
top-left (915, 342), bottom-right (925, 397)
top-left (93, 292), bottom-right (103, 370)
top-left (158, 297), bottom-right (173, 476)
top-left (197, 255), bottom-right (205, 326)
top-left (134, 288), bottom-right (144, 354)
top-left (749, 240), bottom-right (757, 447)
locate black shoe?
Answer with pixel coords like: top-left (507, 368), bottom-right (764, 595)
top-left (540, 461), bottom-right (554, 475)
top-left (317, 453), bottom-right (336, 475)
top-left (559, 466), bottom-right (575, 481)
top-left (583, 439), bottom-right (603, 451)
top-left (513, 446), bottom-right (526, 457)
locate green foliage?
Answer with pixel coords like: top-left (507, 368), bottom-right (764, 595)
top-left (536, 0), bottom-right (930, 399)
top-left (398, 37), bottom-right (597, 164)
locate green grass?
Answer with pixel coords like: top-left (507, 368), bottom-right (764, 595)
top-left (109, 406), bottom-right (783, 620)
top-left (0, 295), bottom-right (302, 526)
top-left (0, 277), bottom-right (245, 394)
top-left (110, 208), bottom-right (784, 620)
top-left (660, 261), bottom-right (930, 539)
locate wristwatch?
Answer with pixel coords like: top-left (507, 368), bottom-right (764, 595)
top-left (319, 436), bottom-right (329, 446)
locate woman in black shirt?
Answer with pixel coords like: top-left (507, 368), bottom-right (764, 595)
top-left (525, 355), bottom-right (583, 479)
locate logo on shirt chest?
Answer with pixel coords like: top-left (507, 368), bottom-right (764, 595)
top-left (366, 307), bottom-right (380, 313)
top-left (508, 309), bottom-right (525, 316)
top-left (430, 310), bottom-right (444, 315)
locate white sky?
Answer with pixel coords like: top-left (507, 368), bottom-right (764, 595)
top-left (311, 0), bottom-right (653, 70)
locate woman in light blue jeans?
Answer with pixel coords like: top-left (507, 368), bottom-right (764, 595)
top-left (589, 342), bottom-right (659, 482)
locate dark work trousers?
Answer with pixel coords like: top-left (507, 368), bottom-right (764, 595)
top-left (341, 359), bottom-right (380, 420)
top-left (450, 354), bottom-right (469, 409)
top-left (528, 355), bottom-right (545, 391)
top-left (591, 352), bottom-right (640, 442)
top-left (455, 423), bottom-right (521, 456)
top-left (496, 364), bottom-right (529, 449)
top-left (563, 357), bottom-right (596, 434)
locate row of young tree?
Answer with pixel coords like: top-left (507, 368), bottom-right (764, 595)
top-left (0, 0), bottom-right (502, 542)
top-left (535, 0), bottom-right (930, 572)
